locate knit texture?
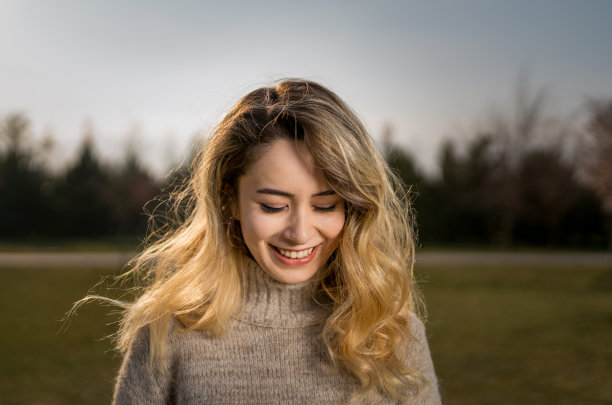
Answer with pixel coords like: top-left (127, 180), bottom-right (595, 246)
top-left (113, 260), bottom-right (442, 404)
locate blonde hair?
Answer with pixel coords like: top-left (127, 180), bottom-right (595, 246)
top-left (98, 79), bottom-right (423, 399)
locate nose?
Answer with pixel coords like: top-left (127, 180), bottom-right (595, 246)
top-left (283, 207), bottom-right (313, 245)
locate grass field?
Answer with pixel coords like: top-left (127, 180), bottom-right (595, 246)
top-left (1, 263), bottom-right (611, 404)
top-left (418, 264), bottom-right (612, 404)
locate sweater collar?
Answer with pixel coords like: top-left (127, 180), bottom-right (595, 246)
top-left (237, 257), bottom-right (330, 328)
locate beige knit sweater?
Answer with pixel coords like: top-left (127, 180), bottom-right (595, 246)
top-left (113, 260), bottom-right (442, 404)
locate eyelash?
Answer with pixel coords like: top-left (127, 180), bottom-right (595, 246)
top-left (315, 204), bottom-right (337, 212)
top-left (259, 204), bottom-right (337, 213)
top-left (260, 204), bottom-right (284, 213)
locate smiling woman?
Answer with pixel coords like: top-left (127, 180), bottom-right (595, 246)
top-left (87, 79), bottom-right (441, 404)
top-left (235, 139), bottom-right (346, 284)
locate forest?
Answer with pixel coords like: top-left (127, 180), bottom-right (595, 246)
top-left (1, 92), bottom-right (611, 249)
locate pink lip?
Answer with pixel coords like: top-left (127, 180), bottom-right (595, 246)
top-left (270, 244), bottom-right (320, 266)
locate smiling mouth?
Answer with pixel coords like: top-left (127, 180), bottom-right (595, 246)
top-left (273, 246), bottom-right (315, 259)
top-left (270, 244), bottom-right (320, 264)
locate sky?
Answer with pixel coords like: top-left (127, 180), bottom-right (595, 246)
top-left (1, 0), bottom-right (611, 176)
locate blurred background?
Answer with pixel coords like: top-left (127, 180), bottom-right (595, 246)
top-left (1, 1), bottom-right (611, 404)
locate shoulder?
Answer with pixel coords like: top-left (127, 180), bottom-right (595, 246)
top-left (403, 312), bottom-right (433, 372)
top-left (113, 318), bottom-right (179, 404)
top-left (124, 316), bottom-right (184, 365)
top-left (402, 312), bottom-right (442, 404)
top-left (406, 312), bottom-right (428, 349)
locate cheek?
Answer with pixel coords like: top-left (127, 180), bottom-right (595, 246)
top-left (322, 212), bottom-right (346, 241)
top-left (240, 209), bottom-right (281, 242)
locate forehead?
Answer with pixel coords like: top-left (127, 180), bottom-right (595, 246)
top-left (240, 139), bottom-right (328, 191)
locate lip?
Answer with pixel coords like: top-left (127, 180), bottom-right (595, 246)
top-left (270, 244), bottom-right (320, 266)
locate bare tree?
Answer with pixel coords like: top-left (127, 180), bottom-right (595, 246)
top-left (0, 113), bottom-right (51, 236)
top-left (0, 113), bottom-right (31, 162)
top-left (480, 76), bottom-right (573, 246)
top-left (582, 100), bottom-right (612, 249)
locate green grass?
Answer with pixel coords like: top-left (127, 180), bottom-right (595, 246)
top-left (417, 264), bottom-right (612, 405)
top-left (0, 267), bottom-right (123, 405)
top-left (1, 263), bottom-right (611, 404)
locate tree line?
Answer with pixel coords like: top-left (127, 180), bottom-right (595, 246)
top-left (0, 115), bottom-right (159, 241)
top-left (1, 96), bottom-right (611, 249)
top-left (385, 91), bottom-right (612, 249)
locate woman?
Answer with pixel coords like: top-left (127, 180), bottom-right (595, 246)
top-left (111, 79), bottom-right (441, 404)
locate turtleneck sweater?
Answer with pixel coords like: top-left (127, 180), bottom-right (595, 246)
top-left (112, 259), bottom-right (442, 404)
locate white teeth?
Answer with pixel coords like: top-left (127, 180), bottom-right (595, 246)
top-left (278, 247), bottom-right (314, 259)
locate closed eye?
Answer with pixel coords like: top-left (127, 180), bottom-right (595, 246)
top-left (260, 203), bottom-right (285, 213)
top-left (314, 204), bottom-right (337, 212)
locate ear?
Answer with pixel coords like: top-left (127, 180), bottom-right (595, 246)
top-left (224, 183), bottom-right (240, 221)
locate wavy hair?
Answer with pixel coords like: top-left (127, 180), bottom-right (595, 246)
top-left (91, 79), bottom-right (424, 400)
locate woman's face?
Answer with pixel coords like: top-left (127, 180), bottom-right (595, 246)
top-left (234, 138), bottom-right (345, 284)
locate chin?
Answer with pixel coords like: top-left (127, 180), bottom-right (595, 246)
top-left (265, 266), bottom-right (318, 284)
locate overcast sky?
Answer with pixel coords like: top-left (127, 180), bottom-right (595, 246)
top-left (1, 0), bottom-right (611, 175)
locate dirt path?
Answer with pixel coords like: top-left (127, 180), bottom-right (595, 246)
top-left (0, 251), bottom-right (609, 268)
top-left (0, 251), bottom-right (136, 268)
top-left (415, 251), bottom-right (611, 267)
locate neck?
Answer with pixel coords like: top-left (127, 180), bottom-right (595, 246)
top-left (238, 258), bottom-right (330, 328)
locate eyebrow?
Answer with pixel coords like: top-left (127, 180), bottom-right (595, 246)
top-left (256, 188), bottom-right (336, 198)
